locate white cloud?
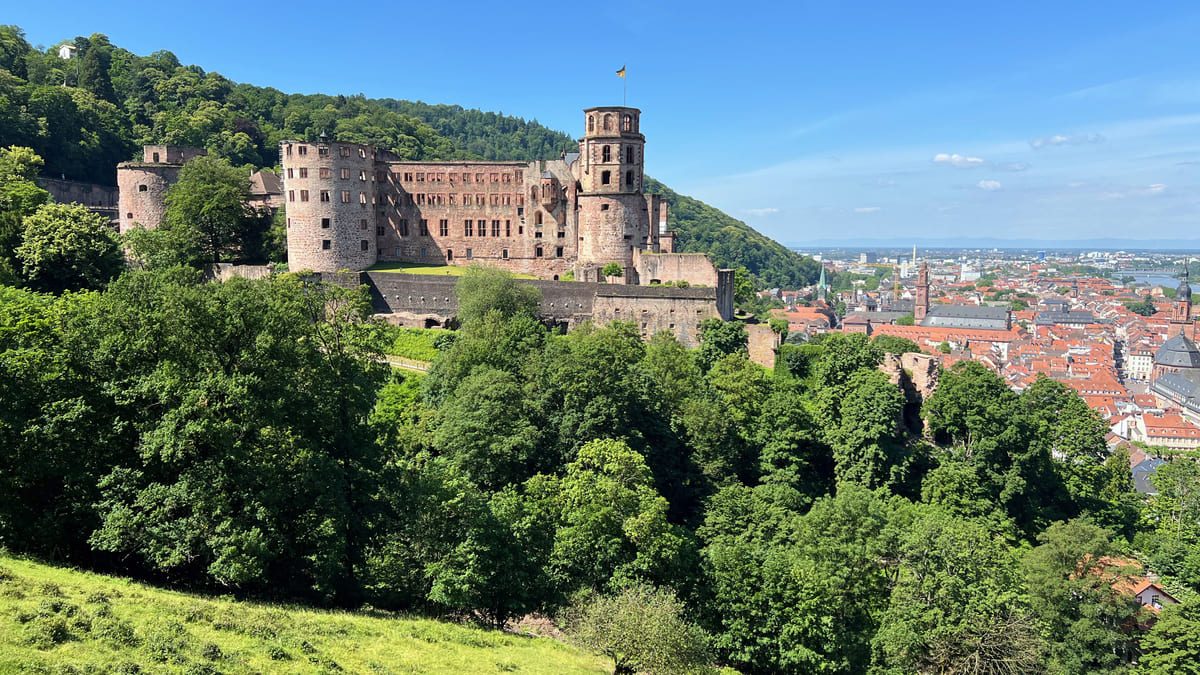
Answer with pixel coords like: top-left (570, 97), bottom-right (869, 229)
top-left (1144, 183), bottom-right (1167, 195)
top-left (1030, 133), bottom-right (1105, 149)
top-left (744, 207), bottom-right (780, 216)
top-left (976, 180), bottom-right (1002, 191)
top-left (933, 152), bottom-right (985, 167)
top-left (854, 206), bottom-right (881, 214)
top-left (995, 162), bottom-right (1030, 172)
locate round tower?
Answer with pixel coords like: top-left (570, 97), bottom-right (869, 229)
top-left (116, 163), bottom-right (180, 235)
top-left (281, 139), bottom-right (378, 272)
top-left (576, 107), bottom-right (651, 273)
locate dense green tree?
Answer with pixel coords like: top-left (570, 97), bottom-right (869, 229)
top-left (872, 334), bottom-right (920, 354)
top-left (16, 202), bottom-right (123, 292)
top-left (159, 154), bottom-right (257, 264)
top-left (827, 369), bottom-right (905, 488)
top-left (1141, 458), bottom-right (1200, 590)
top-left (695, 318), bottom-right (748, 371)
top-left (1140, 601), bottom-right (1200, 674)
top-left (1021, 520), bottom-right (1139, 674)
top-left (872, 508), bottom-right (1042, 674)
top-left (565, 582), bottom-right (711, 675)
top-left (431, 366), bottom-right (542, 490)
top-left (453, 265), bottom-right (541, 327)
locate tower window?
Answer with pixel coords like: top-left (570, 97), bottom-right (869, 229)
top-left (152, 152), bottom-right (160, 162)
top-left (321, 218), bottom-right (331, 228)
top-left (622, 114), bottom-right (632, 132)
top-left (602, 145), bottom-right (611, 163)
top-left (626, 146), bottom-right (634, 163)
top-left (603, 114), bottom-right (612, 131)
top-left (322, 240), bottom-right (331, 250)
top-left (625, 170), bottom-right (634, 186)
top-left (556, 246), bottom-right (564, 258)
top-left (535, 211), bottom-right (543, 225)
top-left (360, 240), bottom-right (369, 251)
top-left (535, 246), bottom-right (544, 258)
top-left (588, 115), bottom-right (595, 132)
top-left (138, 184), bottom-right (148, 192)
top-left (601, 171), bottom-right (611, 185)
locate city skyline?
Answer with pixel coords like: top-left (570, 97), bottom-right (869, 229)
top-left (8, 1), bottom-right (1200, 244)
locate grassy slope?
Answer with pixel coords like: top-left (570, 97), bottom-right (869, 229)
top-left (0, 556), bottom-right (606, 675)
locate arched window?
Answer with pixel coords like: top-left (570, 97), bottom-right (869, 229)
top-left (603, 114), bottom-right (612, 130)
top-left (588, 115), bottom-right (595, 132)
top-left (447, 249), bottom-right (454, 261)
top-left (622, 114), bottom-right (632, 132)
top-left (625, 170), bottom-right (634, 186)
top-left (531, 186), bottom-right (538, 201)
top-left (601, 170), bottom-right (611, 185)
top-left (602, 145), bottom-right (611, 163)
top-left (535, 211), bottom-right (543, 225)
top-left (626, 146), bottom-right (634, 163)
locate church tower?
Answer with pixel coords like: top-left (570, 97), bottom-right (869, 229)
top-left (914, 261), bottom-right (930, 323)
top-left (1169, 267), bottom-right (1194, 339)
top-left (576, 107), bottom-right (650, 277)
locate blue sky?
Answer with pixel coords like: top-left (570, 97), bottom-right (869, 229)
top-left (9, 1), bottom-right (1200, 244)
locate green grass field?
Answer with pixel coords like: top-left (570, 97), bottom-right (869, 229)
top-left (385, 327), bottom-right (446, 363)
top-left (366, 262), bottom-right (537, 280)
top-left (0, 555), bottom-right (608, 675)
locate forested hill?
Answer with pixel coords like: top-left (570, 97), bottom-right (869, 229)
top-left (0, 27), bottom-right (818, 287)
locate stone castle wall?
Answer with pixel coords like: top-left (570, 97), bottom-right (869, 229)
top-left (281, 141), bottom-right (379, 272)
top-left (36, 177), bottom-right (119, 209)
top-left (632, 249), bottom-right (719, 287)
top-left (328, 271), bottom-right (726, 346)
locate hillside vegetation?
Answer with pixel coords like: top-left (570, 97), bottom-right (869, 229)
top-left (0, 555), bottom-right (607, 674)
top-left (0, 26), bottom-right (818, 287)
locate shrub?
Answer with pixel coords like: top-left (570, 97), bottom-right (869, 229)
top-left (23, 614), bottom-right (72, 649)
top-left (201, 642), bottom-right (224, 661)
top-left (144, 620), bottom-right (190, 663)
top-left (267, 645), bottom-right (290, 661)
top-left (93, 616), bottom-right (140, 647)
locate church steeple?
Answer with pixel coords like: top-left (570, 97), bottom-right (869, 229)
top-left (1172, 262), bottom-right (1194, 339)
top-left (817, 265), bottom-right (828, 302)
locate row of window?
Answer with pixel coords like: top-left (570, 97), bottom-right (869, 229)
top-left (317, 239), bottom-right (371, 252)
top-left (286, 167), bottom-right (369, 181)
top-left (287, 190), bottom-right (370, 205)
top-left (446, 245), bottom-right (564, 261)
top-left (599, 145), bottom-right (637, 164)
top-left (588, 112), bottom-right (635, 133)
top-left (599, 169), bottom-right (638, 186)
top-left (286, 145), bottom-right (368, 159)
top-left (404, 192), bottom-right (523, 207)
top-left (399, 170), bottom-right (522, 184)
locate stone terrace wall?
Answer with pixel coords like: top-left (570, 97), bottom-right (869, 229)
top-left (324, 272), bottom-right (722, 345)
top-left (632, 249), bottom-right (719, 287)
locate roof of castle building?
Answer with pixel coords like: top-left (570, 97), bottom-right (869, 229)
top-left (1154, 334), bottom-right (1200, 367)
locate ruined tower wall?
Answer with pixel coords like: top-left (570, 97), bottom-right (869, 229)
top-left (116, 163), bottom-right (180, 234)
top-left (282, 141), bottom-right (378, 272)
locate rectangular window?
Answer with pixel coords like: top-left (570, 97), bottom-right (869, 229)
top-left (502, 173), bottom-right (511, 183)
top-left (320, 190), bottom-right (331, 202)
top-left (502, 249), bottom-right (509, 259)
top-left (478, 220), bottom-right (487, 238)
top-left (298, 146), bottom-right (307, 156)
top-left (416, 173), bottom-right (425, 182)
top-left (318, 147), bottom-right (328, 157)
top-left (321, 217), bottom-right (331, 229)
top-left (463, 193), bottom-right (471, 206)
top-left (439, 219), bottom-right (449, 236)
top-left (319, 167), bottom-right (331, 179)
top-left (465, 220), bottom-right (474, 236)
top-left (338, 190), bottom-right (349, 203)
top-left (476, 173), bottom-right (484, 182)
top-left (376, 225), bottom-right (385, 236)
top-left (490, 172), bottom-right (499, 183)
top-left (466, 248), bottom-right (473, 260)
top-left (416, 193), bottom-right (426, 205)
top-left (300, 190), bottom-right (309, 202)
top-left (399, 218), bottom-right (409, 236)
top-left (556, 246), bottom-right (564, 258)
top-left (505, 220), bottom-right (511, 237)
top-left (360, 240), bottom-right (369, 251)
top-left (340, 168), bottom-right (350, 180)
top-left (491, 220), bottom-right (500, 237)
top-left (502, 194), bottom-right (511, 206)
top-left (463, 173), bottom-right (471, 183)
top-left (286, 168), bottom-right (294, 179)
top-left (419, 219), bottom-right (429, 236)
top-left (557, 230), bottom-right (566, 238)
top-left (490, 194), bottom-right (499, 206)
top-left (476, 193), bottom-right (485, 206)
top-left (360, 218), bottom-right (368, 231)
top-left (448, 193), bottom-right (456, 206)
top-left (286, 145), bottom-right (292, 156)
top-left (288, 190), bottom-right (295, 202)
top-left (359, 170), bottom-right (367, 181)
top-left (359, 192), bottom-right (367, 205)
top-left (321, 239), bottom-right (330, 249)
top-left (404, 172), bottom-right (413, 182)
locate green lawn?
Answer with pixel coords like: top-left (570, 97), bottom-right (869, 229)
top-left (366, 262), bottom-right (537, 280)
top-left (0, 555), bottom-right (608, 675)
top-left (385, 326), bottom-right (446, 363)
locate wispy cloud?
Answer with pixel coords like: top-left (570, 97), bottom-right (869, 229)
top-left (1030, 133), bottom-right (1105, 149)
top-left (995, 161), bottom-right (1030, 172)
top-left (977, 179), bottom-right (1003, 191)
top-left (744, 207), bottom-right (780, 216)
top-left (933, 152), bottom-right (985, 167)
top-left (854, 206), bottom-right (882, 214)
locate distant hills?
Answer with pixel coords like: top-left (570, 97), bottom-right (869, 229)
top-left (792, 236), bottom-right (1200, 252)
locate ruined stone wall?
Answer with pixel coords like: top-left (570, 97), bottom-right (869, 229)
top-left (632, 249), bottom-right (719, 287)
top-left (116, 163), bottom-right (180, 234)
top-left (576, 193), bottom-right (651, 272)
top-left (373, 160), bottom-right (573, 278)
top-left (36, 177), bottom-right (118, 209)
top-left (282, 141), bottom-right (378, 272)
top-left (745, 323), bottom-right (781, 368)
top-left (142, 145), bottom-right (206, 164)
top-left (337, 272), bottom-right (720, 346)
